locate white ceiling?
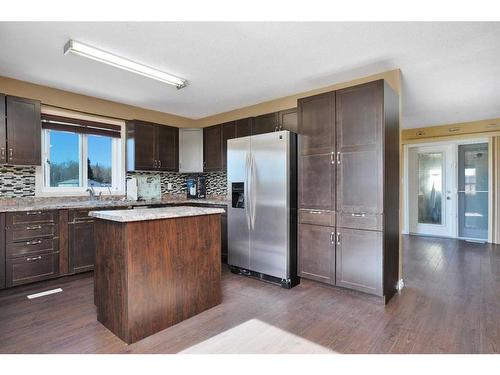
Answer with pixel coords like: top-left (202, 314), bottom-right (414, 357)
top-left (0, 22), bottom-right (499, 128)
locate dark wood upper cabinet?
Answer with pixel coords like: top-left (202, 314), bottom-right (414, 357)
top-left (235, 117), bottom-right (253, 138)
top-left (126, 120), bottom-right (179, 172)
top-left (298, 92), bottom-right (335, 155)
top-left (279, 108), bottom-right (298, 133)
top-left (203, 124), bottom-right (223, 172)
top-left (5, 96), bottom-right (41, 166)
top-left (336, 81), bottom-right (383, 215)
top-left (252, 112), bottom-right (279, 135)
top-left (222, 121), bottom-right (237, 170)
top-left (299, 153), bottom-right (335, 210)
top-left (0, 95), bottom-right (6, 164)
top-left (157, 125), bottom-right (179, 171)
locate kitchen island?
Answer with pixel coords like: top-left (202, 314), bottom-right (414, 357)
top-left (90, 206), bottom-right (224, 344)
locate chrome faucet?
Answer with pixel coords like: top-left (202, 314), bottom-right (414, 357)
top-left (86, 186), bottom-right (97, 200)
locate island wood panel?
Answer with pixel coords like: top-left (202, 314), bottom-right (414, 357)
top-left (0, 213), bottom-right (5, 289)
top-left (94, 214), bottom-right (222, 344)
top-left (58, 210), bottom-right (69, 275)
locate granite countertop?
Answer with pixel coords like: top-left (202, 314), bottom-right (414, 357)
top-left (0, 197), bottom-right (229, 213)
top-left (89, 206), bottom-right (226, 223)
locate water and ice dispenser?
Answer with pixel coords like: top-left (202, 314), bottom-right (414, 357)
top-left (231, 182), bottom-right (245, 208)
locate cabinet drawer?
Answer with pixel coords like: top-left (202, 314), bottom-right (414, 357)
top-left (6, 210), bottom-right (58, 225)
top-left (69, 209), bottom-right (94, 223)
top-left (299, 209), bottom-right (335, 227)
top-left (337, 212), bottom-right (383, 231)
top-left (6, 252), bottom-right (59, 287)
top-left (7, 223), bottom-right (58, 243)
top-left (6, 238), bottom-right (59, 259)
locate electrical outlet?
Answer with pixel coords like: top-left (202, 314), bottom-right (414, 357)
top-left (167, 182), bottom-right (172, 191)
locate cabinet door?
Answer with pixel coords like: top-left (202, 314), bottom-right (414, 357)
top-left (0, 213), bottom-right (5, 289)
top-left (298, 224), bottom-right (335, 284)
top-left (222, 121), bottom-right (236, 170)
top-left (279, 108), bottom-right (298, 133)
top-left (299, 154), bottom-right (334, 210)
top-left (252, 112), bottom-right (279, 135)
top-left (6, 96), bottom-right (41, 166)
top-left (236, 118), bottom-right (252, 138)
top-left (69, 221), bottom-right (95, 274)
top-left (6, 252), bottom-right (59, 287)
top-left (157, 125), bottom-right (179, 171)
top-left (221, 213), bottom-right (228, 263)
top-left (336, 228), bottom-right (382, 296)
top-left (336, 81), bottom-right (383, 215)
top-left (298, 92), bottom-right (334, 155)
top-left (203, 125), bottom-right (222, 171)
top-left (0, 94), bottom-right (6, 164)
top-left (133, 121), bottom-right (157, 170)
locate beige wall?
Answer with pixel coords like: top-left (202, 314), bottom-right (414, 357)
top-left (0, 76), bottom-right (193, 128)
top-left (193, 69), bottom-right (401, 127)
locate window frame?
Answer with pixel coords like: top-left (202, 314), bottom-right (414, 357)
top-left (39, 128), bottom-right (124, 195)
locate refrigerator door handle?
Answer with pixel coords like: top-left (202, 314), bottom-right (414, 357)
top-left (250, 153), bottom-right (257, 230)
top-left (245, 152), bottom-right (252, 230)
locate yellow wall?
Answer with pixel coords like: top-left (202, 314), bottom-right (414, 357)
top-left (0, 76), bottom-right (193, 127)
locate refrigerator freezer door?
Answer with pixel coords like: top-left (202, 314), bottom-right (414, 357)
top-left (227, 137), bottom-right (251, 270)
top-left (249, 131), bottom-right (289, 279)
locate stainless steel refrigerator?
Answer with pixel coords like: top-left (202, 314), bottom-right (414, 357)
top-left (227, 130), bottom-right (298, 288)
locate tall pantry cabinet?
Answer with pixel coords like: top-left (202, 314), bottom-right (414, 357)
top-left (297, 80), bottom-right (399, 302)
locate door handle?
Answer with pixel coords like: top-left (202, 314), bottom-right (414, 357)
top-left (26, 239), bottom-right (43, 245)
top-left (336, 233), bottom-right (341, 245)
top-left (26, 211), bottom-right (42, 215)
top-left (0, 148), bottom-right (4, 157)
top-left (330, 232), bottom-right (335, 244)
top-left (330, 152), bottom-right (335, 165)
top-left (158, 159), bottom-right (162, 168)
top-left (309, 210), bottom-right (323, 214)
top-left (351, 212), bottom-right (366, 217)
top-left (9, 148), bottom-right (13, 159)
top-left (336, 151), bottom-right (341, 165)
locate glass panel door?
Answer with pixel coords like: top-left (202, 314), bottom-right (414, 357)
top-left (417, 152), bottom-right (443, 225)
top-left (458, 143), bottom-right (489, 240)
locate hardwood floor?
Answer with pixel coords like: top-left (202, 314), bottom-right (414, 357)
top-left (0, 234), bottom-right (499, 353)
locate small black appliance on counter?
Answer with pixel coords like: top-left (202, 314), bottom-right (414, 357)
top-left (186, 175), bottom-right (206, 199)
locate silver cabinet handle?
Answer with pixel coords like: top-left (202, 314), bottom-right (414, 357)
top-left (309, 210), bottom-right (322, 214)
top-left (26, 239), bottom-right (43, 245)
top-left (158, 159), bottom-right (162, 168)
top-left (336, 233), bottom-right (341, 245)
top-left (153, 160), bottom-right (157, 168)
top-left (336, 151), bottom-right (341, 165)
top-left (330, 232), bottom-right (334, 244)
top-left (0, 148), bottom-right (4, 157)
top-left (351, 212), bottom-right (366, 217)
top-left (27, 255), bottom-right (42, 261)
top-left (9, 148), bottom-right (13, 158)
top-left (26, 225), bottom-right (42, 230)
top-left (26, 211), bottom-right (42, 215)
top-left (330, 152), bottom-right (335, 165)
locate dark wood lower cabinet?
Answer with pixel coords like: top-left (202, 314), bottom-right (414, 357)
top-left (298, 224), bottom-right (335, 284)
top-left (335, 228), bottom-right (383, 296)
top-left (6, 252), bottom-right (59, 287)
top-left (68, 220), bottom-right (95, 274)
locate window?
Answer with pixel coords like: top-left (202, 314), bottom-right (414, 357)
top-left (40, 113), bottom-right (124, 195)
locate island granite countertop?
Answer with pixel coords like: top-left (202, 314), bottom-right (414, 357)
top-left (89, 206), bottom-right (226, 223)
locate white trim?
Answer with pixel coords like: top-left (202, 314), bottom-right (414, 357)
top-left (35, 128), bottom-right (126, 197)
top-left (403, 137), bottom-right (491, 242)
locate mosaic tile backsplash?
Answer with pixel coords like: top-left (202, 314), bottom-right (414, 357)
top-left (127, 170), bottom-right (227, 196)
top-left (0, 165), bottom-right (36, 198)
top-left (0, 166), bottom-right (227, 198)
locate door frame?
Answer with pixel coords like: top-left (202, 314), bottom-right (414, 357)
top-left (403, 137), bottom-right (492, 242)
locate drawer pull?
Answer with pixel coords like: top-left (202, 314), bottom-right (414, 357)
top-left (26, 225), bottom-right (42, 230)
top-left (26, 211), bottom-right (42, 215)
top-left (26, 255), bottom-right (42, 261)
top-left (26, 239), bottom-right (43, 245)
top-left (351, 213), bottom-right (366, 217)
top-left (309, 210), bottom-right (323, 214)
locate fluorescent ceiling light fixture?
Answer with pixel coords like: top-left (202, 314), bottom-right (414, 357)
top-left (64, 40), bottom-right (188, 89)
